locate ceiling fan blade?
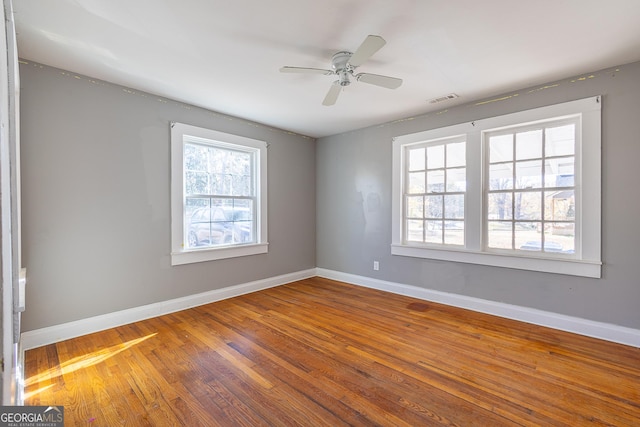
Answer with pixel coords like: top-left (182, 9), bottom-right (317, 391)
top-left (280, 66), bottom-right (333, 75)
top-left (348, 35), bottom-right (386, 67)
top-left (356, 73), bottom-right (402, 89)
top-left (322, 83), bottom-right (342, 106)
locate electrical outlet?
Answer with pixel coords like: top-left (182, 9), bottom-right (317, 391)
top-left (373, 261), bottom-right (379, 271)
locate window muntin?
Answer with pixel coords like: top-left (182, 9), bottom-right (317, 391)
top-left (171, 122), bottom-right (268, 265)
top-left (404, 137), bottom-right (466, 246)
top-left (485, 119), bottom-right (577, 257)
top-left (392, 96), bottom-right (601, 278)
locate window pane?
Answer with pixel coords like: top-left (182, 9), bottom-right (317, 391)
top-left (444, 194), bottom-right (464, 219)
top-left (446, 167), bottom-right (466, 192)
top-left (446, 142), bottom-right (465, 168)
top-left (444, 221), bottom-right (464, 245)
top-left (409, 147), bottom-right (425, 171)
top-left (232, 198), bottom-right (252, 215)
top-left (406, 196), bottom-right (424, 218)
top-left (186, 205), bottom-right (227, 248)
top-left (185, 171), bottom-right (209, 195)
top-left (231, 173), bottom-right (251, 197)
top-left (489, 163), bottom-right (513, 190)
top-left (231, 151), bottom-right (252, 196)
top-left (406, 220), bottom-right (424, 242)
top-left (545, 223), bottom-right (575, 253)
top-left (427, 145), bottom-right (444, 169)
top-left (427, 170), bottom-right (445, 193)
top-left (544, 190), bottom-right (575, 221)
top-left (515, 129), bottom-right (542, 160)
top-left (487, 221), bottom-right (512, 249)
top-left (207, 148), bottom-right (253, 196)
top-left (514, 191), bottom-right (542, 220)
top-left (408, 172), bottom-right (425, 194)
top-left (489, 134), bottom-right (513, 163)
top-left (545, 157), bottom-right (574, 187)
top-left (186, 198), bottom-right (209, 249)
top-left (425, 195), bottom-right (443, 218)
top-left (208, 148), bottom-right (228, 194)
top-left (224, 199), bottom-right (254, 244)
top-left (425, 220), bottom-right (442, 243)
top-left (515, 222), bottom-right (541, 252)
top-left (210, 173), bottom-right (229, 195)
top-left (515, 160), bottom-right (542, 189)
top-left (184, 144), bottom-right (209, 172)
top-left (488, 192), bottom-right (512, 220)
top-left (546, 124), bottom-right (575, 156)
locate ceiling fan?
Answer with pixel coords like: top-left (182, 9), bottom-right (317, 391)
top-left (280, 35), bottom-right (403, 106)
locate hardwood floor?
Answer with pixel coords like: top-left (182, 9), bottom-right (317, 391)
top-left (25, 277), bottom-right (640, 426)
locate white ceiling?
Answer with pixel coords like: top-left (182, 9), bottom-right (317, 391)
top-left (12, 0), bottom-right (640, 138)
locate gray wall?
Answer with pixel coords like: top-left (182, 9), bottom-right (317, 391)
top-left (20, 62), bottom-right (316, 331)
top-left (317, 61), bottom-right (640, 330)
top-left (20, 59), bottom-right (640, 333)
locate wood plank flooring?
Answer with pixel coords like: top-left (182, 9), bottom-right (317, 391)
top-left (24, 277), bottom-right (640, 426)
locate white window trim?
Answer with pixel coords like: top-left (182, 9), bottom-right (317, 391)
top-left (170, 122), bottom-right (268, 265)
top-left (392, 96), bottom-right (601, 278)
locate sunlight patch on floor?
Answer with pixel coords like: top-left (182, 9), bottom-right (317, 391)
top-left (24, 333), bottom-right (157, 398)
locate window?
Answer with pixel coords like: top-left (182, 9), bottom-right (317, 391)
top-left (392, 96), bottom-right (601, 277)
top-left (486, 119), bottom-right (577, 255)
top-left (171, 122), bottom-right (268, 265)
top-left (405, 137), bottom-right (466, 246)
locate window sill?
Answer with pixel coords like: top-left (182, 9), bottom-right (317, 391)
top-left (391, 244), bottom-right (601, 278)
top-left (171, 243), bottom-right (268, 266)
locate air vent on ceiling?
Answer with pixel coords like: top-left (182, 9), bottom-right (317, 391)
top-left (428, 93), bottom-right (459, 104)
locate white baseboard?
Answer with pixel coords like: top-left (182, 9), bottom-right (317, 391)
top-left (21, 267), bottom-right (640, 351)
top-left (21, 268), bottom-right (316, 351)
top-left (316, 268), bottom-right (640, 348)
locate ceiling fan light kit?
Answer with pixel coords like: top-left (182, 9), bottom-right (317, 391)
top-left (280, 35), bottom-right (403, 106)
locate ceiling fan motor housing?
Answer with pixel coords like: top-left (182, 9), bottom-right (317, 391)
top-left (332, 51), bottom-right (354, 86)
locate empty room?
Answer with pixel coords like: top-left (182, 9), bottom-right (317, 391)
top-left (1, 0), bottom-right (639, 425)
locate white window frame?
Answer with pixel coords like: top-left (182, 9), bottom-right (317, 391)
top-left (170, 122), bottom-right (268, 265)
top-left (392, 96), bottom-right (601, 278)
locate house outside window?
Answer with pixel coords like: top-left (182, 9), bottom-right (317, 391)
top-left (392, 96), bottom-right (601, 278)
top-left (171, 122), bottom-right (268, 265)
